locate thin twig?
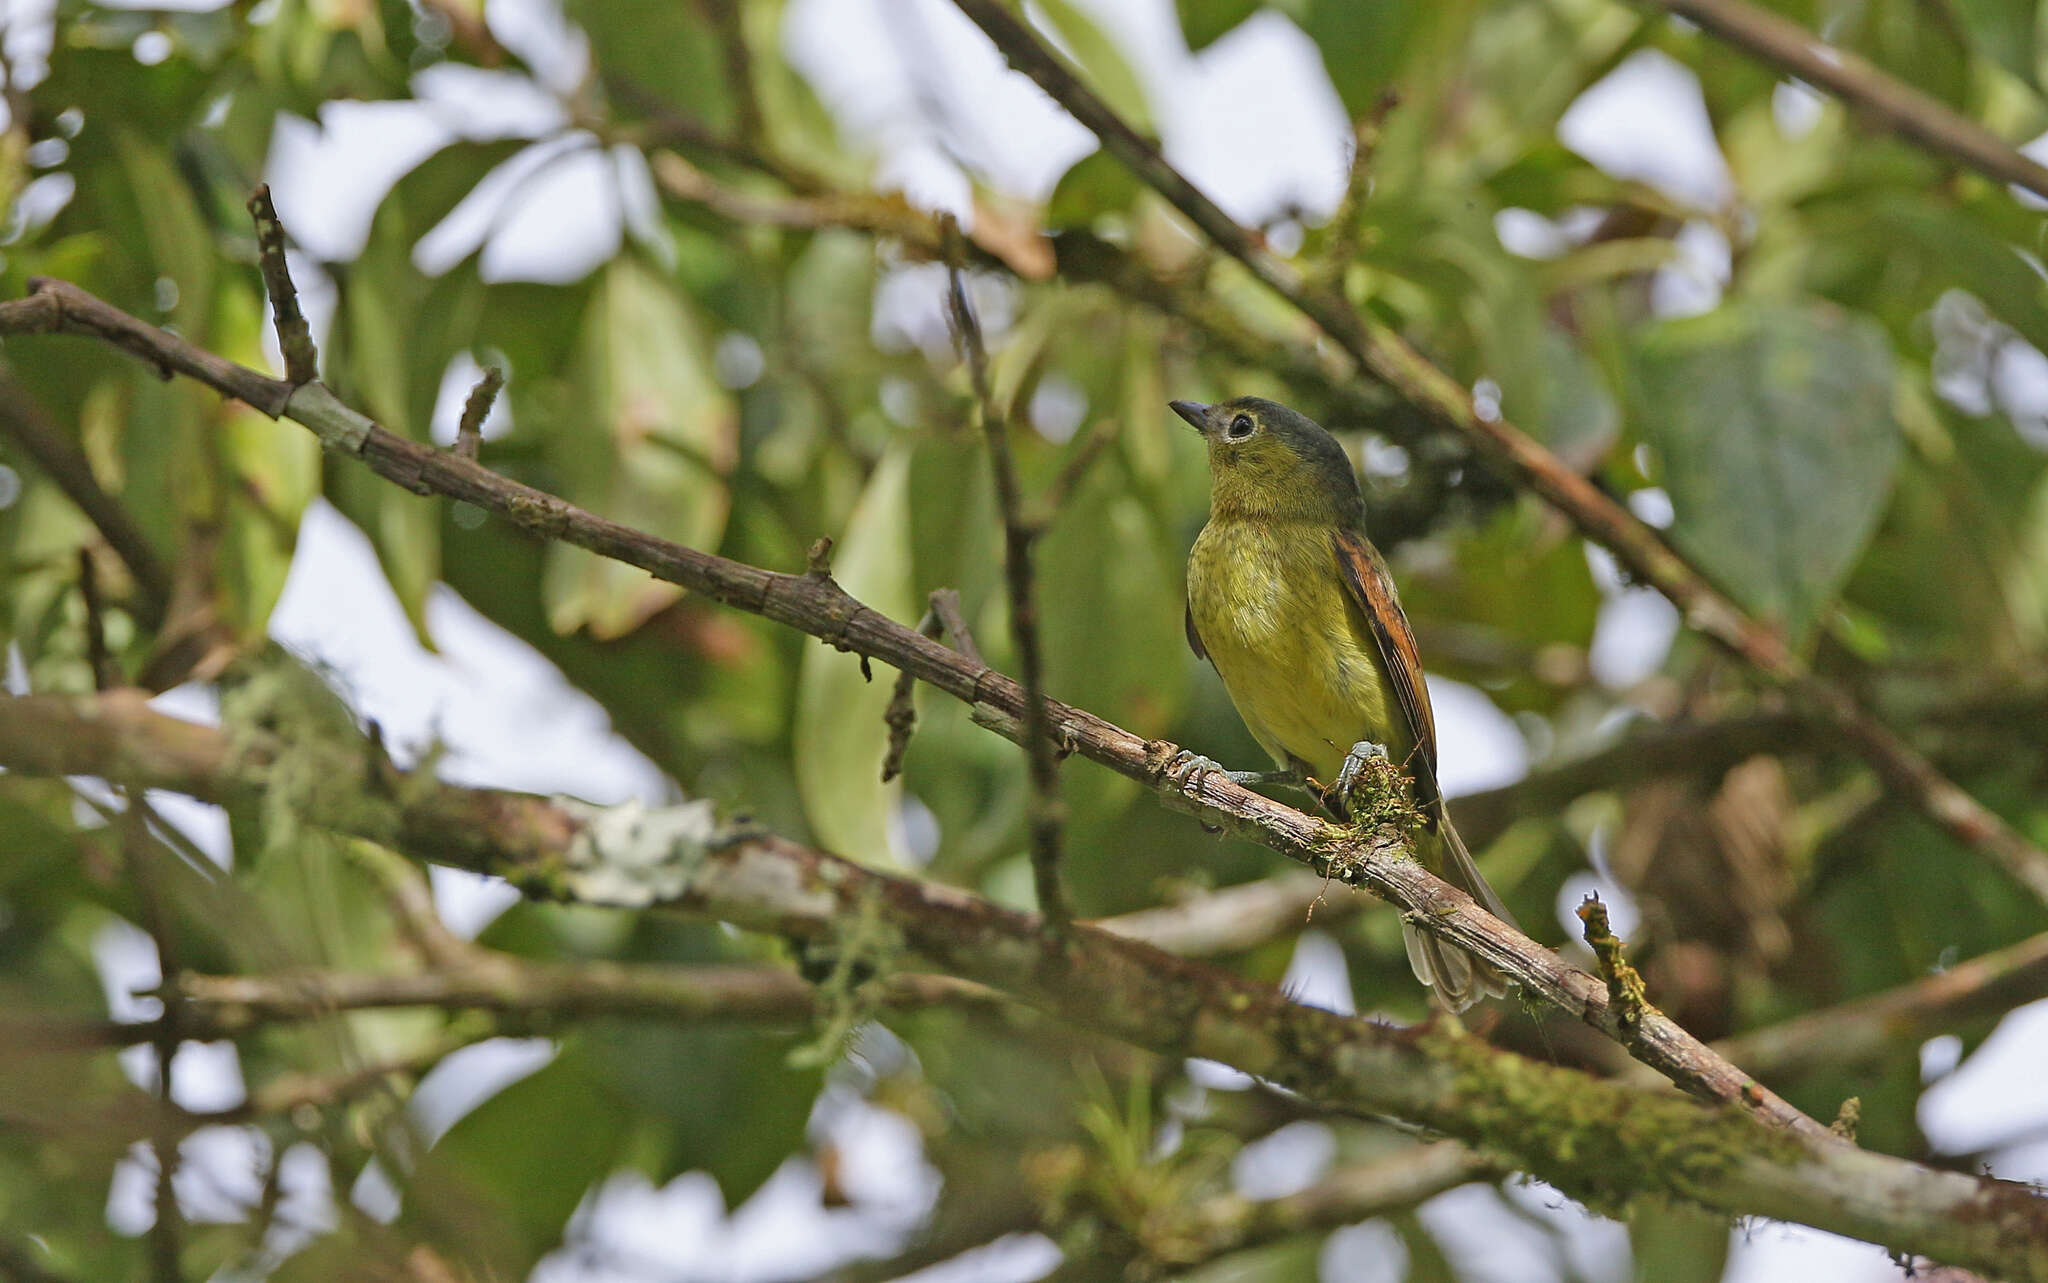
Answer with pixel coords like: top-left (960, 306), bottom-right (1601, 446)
top-left (946, 0), bottom-right (2048, 912)
top-left (1158, 1141), bottom-right (1493, 1269)
top-left (1032, 416), bottom-right (1120, 527)
top-left (882, 607), bottom-right (944, 783)
top-left (120, 808), bottom-right (186, 1283)
top-left (0, 374), bottom-right (173, 626)
top-left (928, 587), bottom-right (984, 665)
top-left (453, 365), bottom-right (503, 461)
top-left (1576, 893), bottom-right (1647, 1032)
top-left (1650, 0), bottom-right (2048, 205)
top-left (1709, 927), bottom-right (2048, 1082)
top-left (245, 185), bottom-right (318, 387)
top-left (78, 550), bottom-right (117, 692)
top-left (1314, 89), bottom-right (1400, 287)
top-left (695, 0), bottom-right (767, 150)
top-left (943, 234), bottom-right (1071, 933)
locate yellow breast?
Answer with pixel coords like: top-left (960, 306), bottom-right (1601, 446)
top-left (1186, 517), bottom-right (1410, 782)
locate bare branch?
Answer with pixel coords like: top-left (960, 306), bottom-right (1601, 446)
top-left (453, 365), bottom-right (502, 461)
top-left (1096, 870), bottom-right (1364, 956)
top-left (944, 235), bottom-right (1071, 934)
top-left (946, 0), bottom-right (2048, 913)
top-left (1649, 0), bottom-right (2048, 204)
top-left (77, 550), bottom-right (117, 692)
top-left (65, 963), bottom-right (992, 1043)
top-left (1712, 928), bottom-right (2048, 1082)
top-left (1167, 1142), bottom-right (1493, 1269)
top-left (246, 184), bottom-right (318, 386)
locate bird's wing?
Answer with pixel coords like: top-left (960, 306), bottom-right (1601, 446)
top-left (1184, 601), bottom-right (1208, 661)
top-left (1332, 527), bottom-right (1441, 818)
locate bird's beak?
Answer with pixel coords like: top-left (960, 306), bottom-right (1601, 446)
top-left (1169, 400), bottom-right (1210, 432)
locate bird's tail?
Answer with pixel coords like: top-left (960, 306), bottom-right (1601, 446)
top-left (1401, 815), bottom-right (1514, 1013)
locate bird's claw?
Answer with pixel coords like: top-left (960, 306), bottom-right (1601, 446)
top-left (1164, 749), bottom-right (1227, 790)
top-left (1333, 740), bottom-right (1390, 810)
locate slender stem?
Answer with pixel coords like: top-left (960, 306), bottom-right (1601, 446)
top-left (1711, 928), bottom-right (2048, 1082)
top-left (0, 373), bottom-right (173, 624)
top-left (453, 365), bottom-right (502, 461)
top-left (945, 251), bottom-right (1071, 933)
top-left (247, 185), bottom-right (318, 386)
top-left (944, 0), bottom-right (2048, 912)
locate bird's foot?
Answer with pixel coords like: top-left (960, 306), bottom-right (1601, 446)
top-left (1326, 740), bottom-right (1412, 824)
top-left (1333, 740), bottom-right (1389, 802)
top-left (1163, 750), bottom-right (1298, 792)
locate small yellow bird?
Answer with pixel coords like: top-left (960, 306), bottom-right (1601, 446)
top-left (1170, 396), bottom-right (1511, 1010)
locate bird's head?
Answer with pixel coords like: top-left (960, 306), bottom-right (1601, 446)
top-left (1169, 396), bottom-right (1363, 520)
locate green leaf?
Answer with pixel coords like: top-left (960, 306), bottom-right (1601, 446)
top-left (1627, 1200), bottom-right (1729, 1283)
top-left (1175, 0), bottom-right (1262, 51)
top-left (794, 446), bottom-right (916, 865)
top-left (1034, 0), bottom-right (1154, 132)
top-left (1632, 302), bottom-right (1902, 647)
top-left (415, 1045), bottom-right (631, 1274)
top-left (563, 0), bottom-right (733, 131)
top-left (1046, 148), bottom-right (1143, 231)
top-left (543, 257), bottom-right (736, 639)
top-left (1302, 0), bottom-right (1478, 117)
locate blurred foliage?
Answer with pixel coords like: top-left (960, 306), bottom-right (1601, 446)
top-left (2, 0), bottom-right (2047, 1279)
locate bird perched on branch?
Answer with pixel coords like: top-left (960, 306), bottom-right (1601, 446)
top-left (1169, 396), bottom-right (1512, 1011)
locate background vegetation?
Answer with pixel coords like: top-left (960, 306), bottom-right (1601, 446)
top-left (2, 0), bottom-right (2047, 1279)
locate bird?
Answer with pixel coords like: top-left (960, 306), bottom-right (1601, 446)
top-left (1170, 395), bottom-right (1512, 1011)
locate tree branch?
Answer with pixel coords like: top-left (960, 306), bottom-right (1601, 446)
top-left (1, 701), bottom-right (2042, 1273)
top-left (1168, 1141), bottom-right (1494, 1269)
top-left (1648, 0), bottom-right (2048, 205)
top-left (945, 0), bottom-right (2048, 913)
top-left (1712, 927), bottom-right (2048, 1082)
top-left (945, 243), bottom-right (1071, 933)
top-left (94, 964), bottom-right (993, 1042)
top-left (0, 282), bottom-right (1820, 1130)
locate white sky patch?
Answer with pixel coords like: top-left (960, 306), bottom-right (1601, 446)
top-left (784, 0), bottom-right (1095, 206)
top-left (1419, 1183), bottom-right (1580, 1283)
top-left (407, 1038), bottom-right (558, 1144)
top-left (1584, 545), bottom-right (1682, 689)
top-left (1322, 1219), bottom-right (1410, 1283)
top-left (1281, 928), bottom-right (1356, 1016)
top-left (1919, 998), bottom-right (2048, 1161)
top-left (1723, 1222), bottom-right (1901, 1283)
top-left (1169, 12), bottom-right (1350, 226)
top-left (1232, 1120), bottom-right (1335, 1201)
top-left (1432, 675), bottom-right (1529, 799)
top-left (264, 106), bottom-right (451, 262)
top-left (1560, 48), bottom-right (1734, 210)
top-left (267, 501), bottom-right (671, 804)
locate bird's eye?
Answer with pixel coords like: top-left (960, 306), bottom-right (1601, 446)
top-left (1227, 414), bottom-right (1255, 439)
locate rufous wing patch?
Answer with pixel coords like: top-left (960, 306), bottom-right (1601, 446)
top-left (1332, 527), bottom-right (1442, 818)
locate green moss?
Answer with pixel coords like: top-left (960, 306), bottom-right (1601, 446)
top-left (1338, 750), bottom-right (1430, 844)
top-left (219, 654), bottom-right (402, 862)
top-left (1423, 1024), bottom-right (1805, 1216)
top-left (1575, 894), bottom-right (1648, 1029)
top-left (787, 884), bottom-right (905, 1068)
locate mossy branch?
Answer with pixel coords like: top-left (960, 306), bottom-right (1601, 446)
top-left (3, 692), bottom-right (2045, 1276)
